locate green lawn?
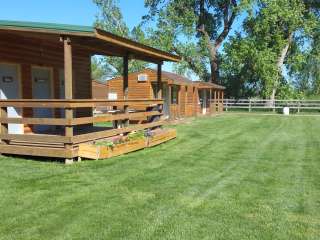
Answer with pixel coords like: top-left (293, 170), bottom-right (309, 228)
top-left (1, 114), bottom-right (320, 240)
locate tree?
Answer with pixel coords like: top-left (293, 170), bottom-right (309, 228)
top-left (221, 0), bottom-right (319, 99)
top-left (144, 0), bottom-right (251, 83)
top-left (93, 0), bottom-right (150, 78)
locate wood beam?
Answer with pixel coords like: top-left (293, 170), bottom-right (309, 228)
top-left (63, 37), bottom-right (73, 99)
top-left (157, 63), bottom-right (162, 99)
top-left (123, 55), bottom-right (129, 127)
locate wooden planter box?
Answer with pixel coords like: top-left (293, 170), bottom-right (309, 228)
top-left (147, 129), bottom-right (177, 147)
top-left (79, 138), bottom-right (146, 160)
top-left (78, 129), bottom-right (177, 160)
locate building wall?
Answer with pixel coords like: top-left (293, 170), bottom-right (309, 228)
top-left (92, 81), bottom-right (108, 99)
top-left (106, 69), bottom-right (225, 118)
top-left (0, 32), bottom-right (92, 131)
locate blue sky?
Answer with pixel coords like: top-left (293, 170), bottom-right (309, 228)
top-left (0, 0), bottom-right (146, 28)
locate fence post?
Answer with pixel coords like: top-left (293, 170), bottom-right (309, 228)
top-left (273, 100), bottom-right (276, 113)
top-left (249, 99), bottom-right (252, 112)
top-left (298, 101), bottom-right (300, 114)
top-left (226, 99), bottom-right (228, 112)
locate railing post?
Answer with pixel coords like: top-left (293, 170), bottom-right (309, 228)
top-left (249, 99), bottom-right (252, 112)
top-left (0, 107), bottom-right (8, 144)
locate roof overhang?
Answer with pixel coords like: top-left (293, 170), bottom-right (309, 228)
top-left (194, 81), bottom-right (226, 90)
top-left (0, 20), bottom-right (181, 63)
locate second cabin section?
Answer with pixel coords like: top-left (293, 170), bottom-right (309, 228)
top-left (101, 69), bottom-right (225, 119)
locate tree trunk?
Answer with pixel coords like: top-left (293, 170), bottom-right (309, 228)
top-left (270, 33), bottom-right (294, 101)
top-left (209, 47), bottom-right (219, 83)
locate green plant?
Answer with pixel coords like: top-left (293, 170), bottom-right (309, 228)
top-left (127, 130), bottom-right (145, 141)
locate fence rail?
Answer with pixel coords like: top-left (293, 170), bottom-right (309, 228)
top-left (223, 99), bottom-right (320, 113)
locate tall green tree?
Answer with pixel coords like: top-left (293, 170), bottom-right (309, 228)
top-left (221, 0), bottom-right (319, 99)
top-left (93, 0), bottom-right (150, 78)
top-left (144, 0), bottom-right (251, 83)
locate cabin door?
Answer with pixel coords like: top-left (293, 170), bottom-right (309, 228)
top-left (32, 67), bottom-right (53, 132)
top-left (0, 63), bottom-right (24, 134)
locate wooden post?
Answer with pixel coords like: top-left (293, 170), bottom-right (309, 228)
top-left (156, 63), bottom-right (163, 122)
top-left (221, 91), bottom-right (224, 112)
top-left (63, 36), bottom-right (74, 164)
top-left (0, 107), bottom-right (8, 145)
top-left (214, 90), bottom-right (217, 114)
top-left (168, 85), bottom-right (172, 119)
top-left (209, 89), bottom-right (212, 114)
top-left (217, 90), bottom-right (220, 113)
top-left (123, 55), bottom-right (129, 127)
top-left (157, 63), bottom-right (162, 99)
top-left (249, 99), bottom-right (252, 112)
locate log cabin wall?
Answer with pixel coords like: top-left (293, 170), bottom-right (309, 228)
top-left (106, 69), bottom-right (155, 100)
top-left (92, 80), bottom-right (108, 99)
top-left (0, 32), bottom-right (92, 130)
top-left (105, 69), bottom-right (225, 118)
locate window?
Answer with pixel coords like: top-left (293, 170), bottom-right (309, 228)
top-left (137, 74), bottom-right (148, 82)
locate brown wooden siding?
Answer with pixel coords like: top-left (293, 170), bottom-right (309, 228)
top-left (0, 32), bottom-right (92, 128)
top-left (92, 81), bottom-right (108, 99)
top-left (106, 69), bottom-right (224, 118)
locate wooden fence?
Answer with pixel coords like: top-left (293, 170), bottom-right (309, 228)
top-left (223, 99), bottom-right (320, 113)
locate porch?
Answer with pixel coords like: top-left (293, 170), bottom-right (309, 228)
top-left (0, 99), bottom-right (165, 160)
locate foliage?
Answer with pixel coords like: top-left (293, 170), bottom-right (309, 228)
top-left (221, 0), bottom-right (319, 99)
top-left (1, 115), bottom-right (320, 239)
top-left (95, 130), bottom-right (145, 148)
top-left (127, 130), bottom-right (146, 141)
top-left (144, 0), bottom-right (252, 83)
top-left (93, 0), bottom-right (150, 78)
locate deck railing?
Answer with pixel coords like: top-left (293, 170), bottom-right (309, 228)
top-left (0, 99), bottom-right (164, 146)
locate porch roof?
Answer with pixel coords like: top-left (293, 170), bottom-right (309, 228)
top-left (0, 20), bottom-right (181, 63)
top-left (194, 81), bottom-right (225, 90)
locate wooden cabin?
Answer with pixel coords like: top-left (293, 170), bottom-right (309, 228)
top-left (101, 69), bottom-right (225, 119)
top-left (92, 80), bottom-right (108, 99)
top-left (0, 20), bottom-right (180, 163)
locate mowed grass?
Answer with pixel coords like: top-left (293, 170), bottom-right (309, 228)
top-left (1, 114), bottom-right (320, 240)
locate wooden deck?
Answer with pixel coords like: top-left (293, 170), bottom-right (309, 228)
top-left (0, 99), bottom-right (169, 160)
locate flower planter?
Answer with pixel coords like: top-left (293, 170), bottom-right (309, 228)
top-left (147, 129), bottom-right (177, 147)
top-left (78, 129), bottom-right (177, 160)
top-left (79, 138), bottom-right (146, 160)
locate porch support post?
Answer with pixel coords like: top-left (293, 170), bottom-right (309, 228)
top-left (123, 55), bottom-right (129, 127)
top-left (63, 36), bottom-right (74, 164)
top-left (168, 85), bottom-right (172, 119)
top-left (156, 63), bottom-right (163, 122)
top-left (157, 63), bottom-right (162, 99)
